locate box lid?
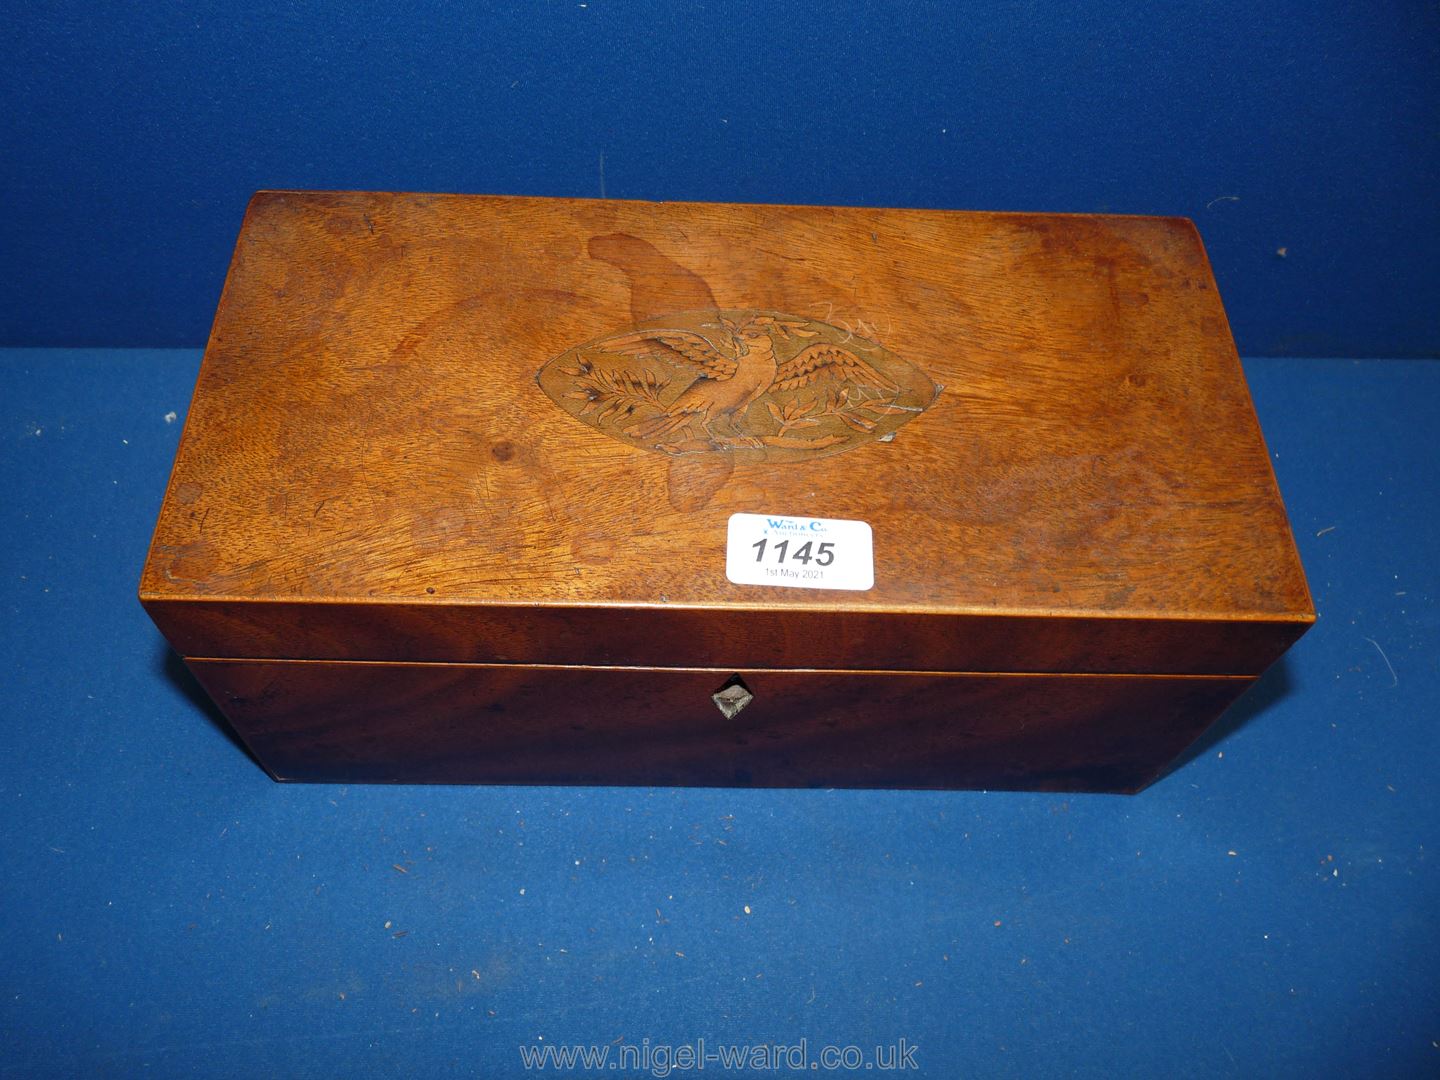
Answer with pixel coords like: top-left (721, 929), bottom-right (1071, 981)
top-left (140, 191), bottom-right (1313, 675)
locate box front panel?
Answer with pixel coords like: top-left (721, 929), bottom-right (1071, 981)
top-left (148, 598), bottom-right (1309, 677)
top-left (188, 660), bottom-right (1253, 794)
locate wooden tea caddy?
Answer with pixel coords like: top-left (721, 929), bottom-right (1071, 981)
top-left (140, 191), bottom-right (1313, 792)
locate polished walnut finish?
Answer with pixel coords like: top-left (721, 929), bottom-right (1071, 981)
top-left (190, 661), bottom-right (1251, 793)
top-left (140, 191), bottom-right (1313, 791)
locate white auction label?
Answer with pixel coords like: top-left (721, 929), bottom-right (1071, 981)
top-left (725, 513), bottom-right (874, 591)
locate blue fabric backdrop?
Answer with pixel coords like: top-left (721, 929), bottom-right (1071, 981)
top-left (3, 1), bottom-right (1437, 355)
top-left (2, 4), bottom-right (1437, 1075)
top-left (1, 349), bottom-right (1436, 1076)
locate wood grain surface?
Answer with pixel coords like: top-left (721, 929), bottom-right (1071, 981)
top-left (140, 191), bottom-right (1312, 676)
top-left (156, 600), bottom-right (1304, 676)
top-left (189, 659), bottom-right (1254, 793)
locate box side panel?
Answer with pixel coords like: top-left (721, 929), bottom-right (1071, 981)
top-left (148, 597), bottom-right (1311, 677)
top-left (187, 660), bottom-right (1254, 793)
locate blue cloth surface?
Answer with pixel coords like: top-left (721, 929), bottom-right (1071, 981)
top-left (0, 350), bottom-right (1435, 1077)
top-left (3, 3), bottom-right (1438, 356)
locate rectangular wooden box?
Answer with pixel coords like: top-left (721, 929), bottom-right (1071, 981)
top-left (139, 191), bottom-right (1314, 793)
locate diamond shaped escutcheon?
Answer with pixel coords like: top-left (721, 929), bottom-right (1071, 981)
top-left (711, 677), bottom-right (754, 719)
